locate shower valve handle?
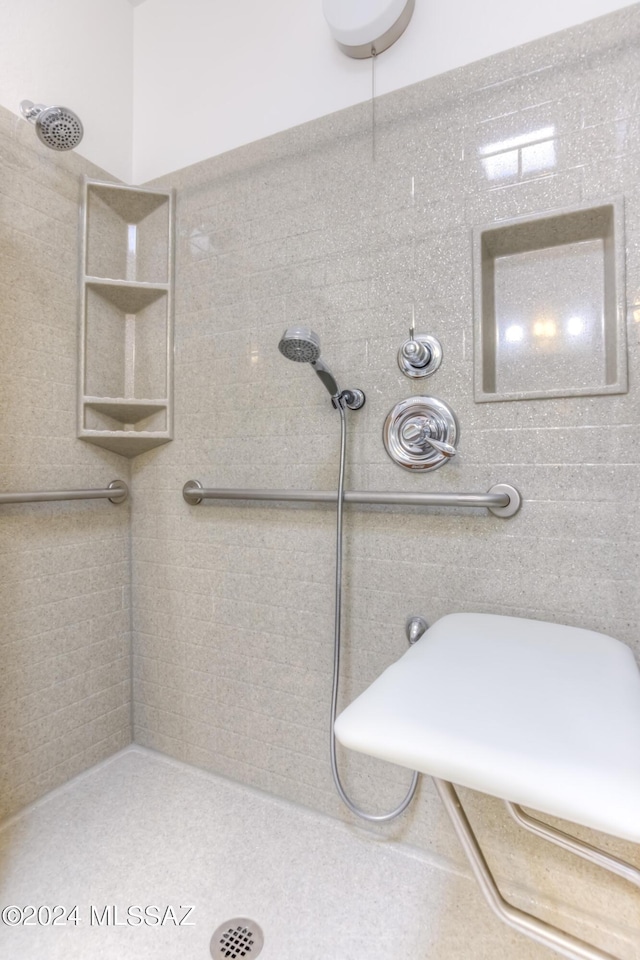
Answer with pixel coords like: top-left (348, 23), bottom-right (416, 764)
top-left (401, 420), bottom-right (456, 457)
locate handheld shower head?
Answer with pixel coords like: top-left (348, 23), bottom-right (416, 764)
top-left (278, 327), bottom-right (321, 364)
top-left (279, 326), bottom-right (340, 398)
top-left (20, 100), bottom-right (84, 151)
top-left (278, 327), bottom-right (365, 409)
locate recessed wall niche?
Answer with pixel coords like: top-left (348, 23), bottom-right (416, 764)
top-left (473, 199), bottom-right (627, 403)
top-left (78, 179), bottom-right (175, 457)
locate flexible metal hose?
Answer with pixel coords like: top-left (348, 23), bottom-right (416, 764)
top-left (329, 401), bottom-right (419, 822)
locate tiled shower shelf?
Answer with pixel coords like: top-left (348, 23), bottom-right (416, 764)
top-left (85, 180), bottom-right (171, 284)
top-left (85, 278), bottom-right (169, 310)
top-left (473, 199), bottom-right (627, 403)
top-left (78, 432), bottom-right (171, 457)
top-left (84, 398), bottom-right (168, 424)
top-left (79, 179), bottom-right (174, 458)
top-left (82, 395), bottom-right (170, 457)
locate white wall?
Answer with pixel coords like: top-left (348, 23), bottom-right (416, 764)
top-left (0, 0), bottom-right (134, 181)
top-left (132, 0), bottom-right (635, 183)
top-left (0, 0), bottom-right (634, 183)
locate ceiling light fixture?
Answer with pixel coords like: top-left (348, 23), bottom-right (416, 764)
top-left (322, 0), bottom-right (415, 58)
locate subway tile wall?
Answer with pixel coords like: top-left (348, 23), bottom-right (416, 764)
top-left (135, 7), bottom-right (640, 955)
top-left (0, 108), bottom-right (132, 819)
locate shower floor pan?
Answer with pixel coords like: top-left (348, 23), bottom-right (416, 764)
top-left (0, 747), bottom-right (617, 959)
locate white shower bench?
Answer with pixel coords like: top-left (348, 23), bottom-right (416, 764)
top-left (334, 613), bottom-right (640, 960)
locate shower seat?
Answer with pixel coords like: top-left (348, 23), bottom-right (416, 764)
top-left (334, 613), bottom-right (640, 960)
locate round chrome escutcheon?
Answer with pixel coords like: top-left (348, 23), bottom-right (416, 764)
top-left (383, 396), bottom-right (459, 471)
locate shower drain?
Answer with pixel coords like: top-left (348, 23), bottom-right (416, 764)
top-left (210, 918), bottom-right (264, 960)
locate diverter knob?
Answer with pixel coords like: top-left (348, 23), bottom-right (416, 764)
top-left (402, 339), bottom-right (431, 367)
top-left (397, 334), bottom-right (442, 378)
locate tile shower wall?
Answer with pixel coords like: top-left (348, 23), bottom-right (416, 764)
top-left (0, 107), bottom-right (131, 820)
top-left (134, 7), bottom-right (640, 955)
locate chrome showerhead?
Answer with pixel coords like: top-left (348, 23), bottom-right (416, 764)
top-left (279, 326), bottom-right (340, 397)
top-left (20, 100), bottom-right (84, 151)
top-left (278, 327), bottom-right (321, 364)
top-left (278, 326), bottom-right (365, 410)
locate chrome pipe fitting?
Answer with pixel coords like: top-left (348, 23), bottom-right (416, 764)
top-left (406, 616), bottom-right (428, 644)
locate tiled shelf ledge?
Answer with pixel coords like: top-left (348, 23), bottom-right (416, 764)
top-left (78, 179), bottom-right (175, 458)
top-left (82, 397), bottom-right (171, 456)
top-left (85, 278), bottom-right (170, 308)
top-left (84, 397), bottom-right (169, 424)
top-left (79, 431), bottom-right (172, 457)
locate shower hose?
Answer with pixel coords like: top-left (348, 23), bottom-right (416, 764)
top-left (329, 400), bottom-right (420, 822)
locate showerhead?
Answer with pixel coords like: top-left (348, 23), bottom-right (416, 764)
top-left (277, 327), bottom-right (365, 409)
top-left (20, 100), bottom-right (84, 151)
top-left (278, 327), bottom-right (321, 364)
top-left (279, 326), bottom-right (340, 398)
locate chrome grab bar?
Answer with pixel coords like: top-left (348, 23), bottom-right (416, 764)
top-left (0, 480), bottom-right (128, 505)
top-left (182, 481), bottom-right (521, 517)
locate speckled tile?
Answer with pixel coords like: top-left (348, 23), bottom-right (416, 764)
top-left (2, 747), bottom-right (636, 960)
top-left (124, 7), bottom-right (640, 956)
top-left (21, 6), bottom-right (626, 954)
top-left (0, 103), bottom-right (132, 819)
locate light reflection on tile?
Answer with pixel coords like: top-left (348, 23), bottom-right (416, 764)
top-left (480, 126), bottom-right (558, 183)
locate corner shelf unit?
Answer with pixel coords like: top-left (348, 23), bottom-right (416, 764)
top-left (78, 178), bottom-right (175, 458)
